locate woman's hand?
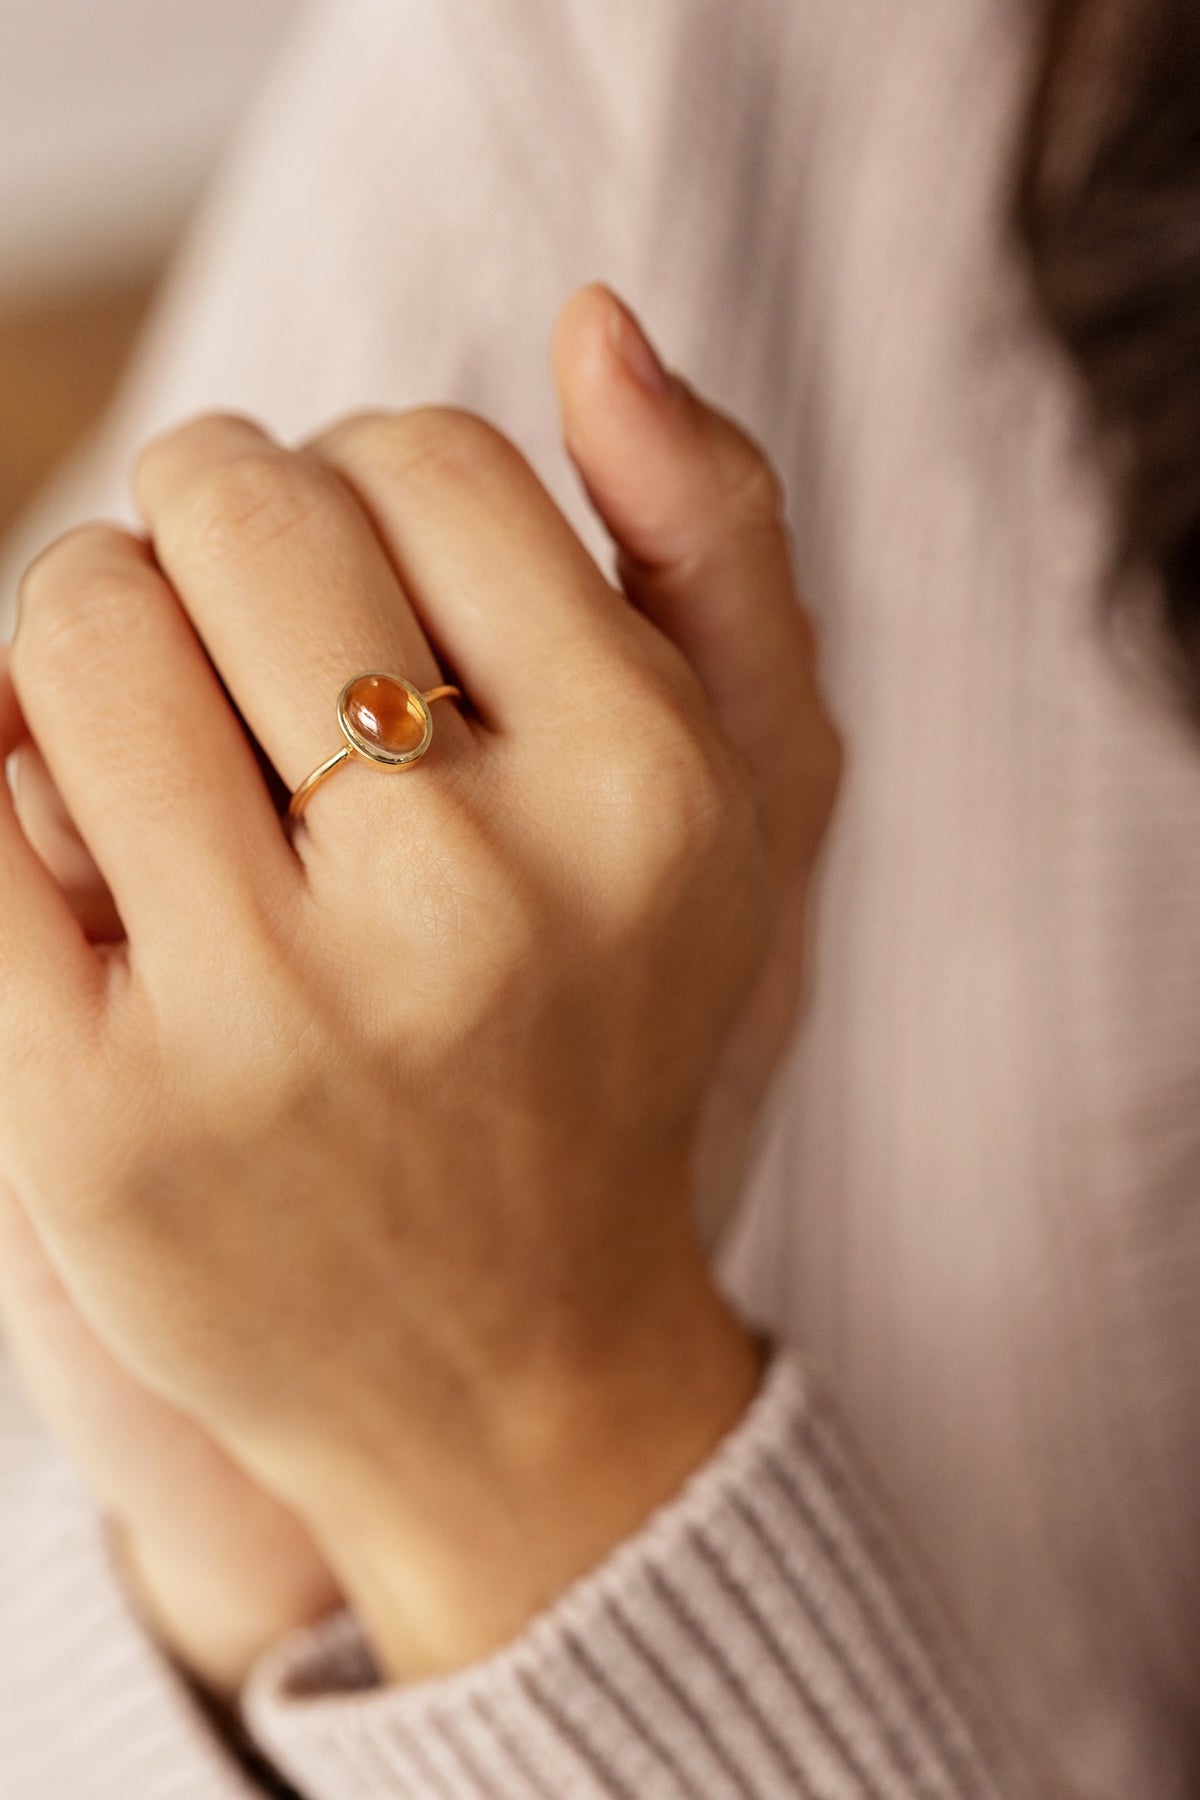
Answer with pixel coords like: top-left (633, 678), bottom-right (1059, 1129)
top-left (0, 287), bottom-right (840, 1682)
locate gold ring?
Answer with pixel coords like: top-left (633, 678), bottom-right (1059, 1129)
top-left (288, 672), bottom-right (462, 825)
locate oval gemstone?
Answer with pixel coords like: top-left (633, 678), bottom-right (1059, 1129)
top-left (343, 675), bottom-right (427, 756)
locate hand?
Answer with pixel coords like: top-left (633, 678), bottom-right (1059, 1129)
top-left (0, 286), bottom-right (839, 1681)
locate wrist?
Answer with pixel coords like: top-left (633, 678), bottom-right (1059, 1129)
top-left (290, 1261), bottom-right (762, 1681)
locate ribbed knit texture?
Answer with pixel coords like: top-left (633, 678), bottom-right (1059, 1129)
top-left (4, 0), bottom-right (1200, 1794)
top-left (244, 1356), bottom-right (1034, 1800)
top-left (0, 1351), bottom-right (1037, 1799)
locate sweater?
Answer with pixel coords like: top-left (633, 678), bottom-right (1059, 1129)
top-left (4, 1), bottom-right (1200, 1794)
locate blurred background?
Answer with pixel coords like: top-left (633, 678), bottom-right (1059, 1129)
top-left (0, 0), bottom-right (296, 538)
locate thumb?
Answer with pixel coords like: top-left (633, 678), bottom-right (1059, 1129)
top-left (551, 283), bottom-right (840, 870)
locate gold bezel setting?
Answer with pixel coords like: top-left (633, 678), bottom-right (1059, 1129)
top-left (288, 671), bottom-right (462, 826)
top-left (336, 672), bottom-right (433, 768)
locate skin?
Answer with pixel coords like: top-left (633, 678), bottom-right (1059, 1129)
top-left (0, 286), bottom-right (840, 1695)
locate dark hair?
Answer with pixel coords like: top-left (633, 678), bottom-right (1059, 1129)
top-left (1018, 0), bottom-right (1200, 697)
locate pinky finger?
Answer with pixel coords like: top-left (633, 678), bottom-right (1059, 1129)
top-left (0, 646), bottom-right (104, 1076)
top-left (11, 738), bottom-right (123, 945)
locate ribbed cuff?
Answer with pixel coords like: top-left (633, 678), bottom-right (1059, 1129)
top-left (245, 1353), bottom-right (1036, 1799)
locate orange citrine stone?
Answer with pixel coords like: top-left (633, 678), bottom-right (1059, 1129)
top-left (343, 675), bottom-right (426, 756)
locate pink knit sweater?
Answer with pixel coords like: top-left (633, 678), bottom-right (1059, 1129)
top-left (4, 2), bottom-right (1200, 1795)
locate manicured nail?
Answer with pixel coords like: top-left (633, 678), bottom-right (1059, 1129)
top-left (607, 292), bottom-right (675, 399)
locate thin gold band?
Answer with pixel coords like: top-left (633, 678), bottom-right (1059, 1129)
top-left (289, 679), bottom-right (462, 825)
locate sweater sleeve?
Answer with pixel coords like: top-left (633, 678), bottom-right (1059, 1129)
top-left (242, 1354), bottom-right (1041, 1800)
top-left (0, 1349), bottom-right (1044, 1800)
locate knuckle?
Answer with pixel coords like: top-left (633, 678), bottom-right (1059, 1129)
top-left (315, 408), bottom-right (392, 461)
top-left (716, 435), bottom-right (785, 538)
top-left (818, 708), bottom-right (846, 798)
top-left (18, 523), bottom-right (137, 614)
top-left (14, 559), bottom-right (154, 687)
top-left (589, 704), bottom-right (734, 901)
top-left (650, 722), bottom-right (729, 846)
top-left (338, 405), bottom-right (523, 494)
top-left (170, 450), bottom-right (326, 561)
top-left (798, 693), bottom-right (845, 807)
top-left (132, 412), bottom-right (262, 493)
top-left (779, 703), bottom-right (845, 869)
top-left (809, 707), bottom-right (846, 829)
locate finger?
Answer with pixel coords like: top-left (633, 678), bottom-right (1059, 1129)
top-left (0, 1180), bottom-right (84, 1378)
top-left (552, 285), bottom-right (841, 866)
top-left (310, 407), bottom-right (644, 733)
top-left (12, 527), bottom-right (294, 950)
top-left (133, 415), bottom-right (472, 792)
top-left (0, 645), bottom-right (102, 1061)
top-left (11, 740), bottom-right (123, 944)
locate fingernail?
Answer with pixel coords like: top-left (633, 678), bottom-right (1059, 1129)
top-left (607, 292), bottom-right (675, 400)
